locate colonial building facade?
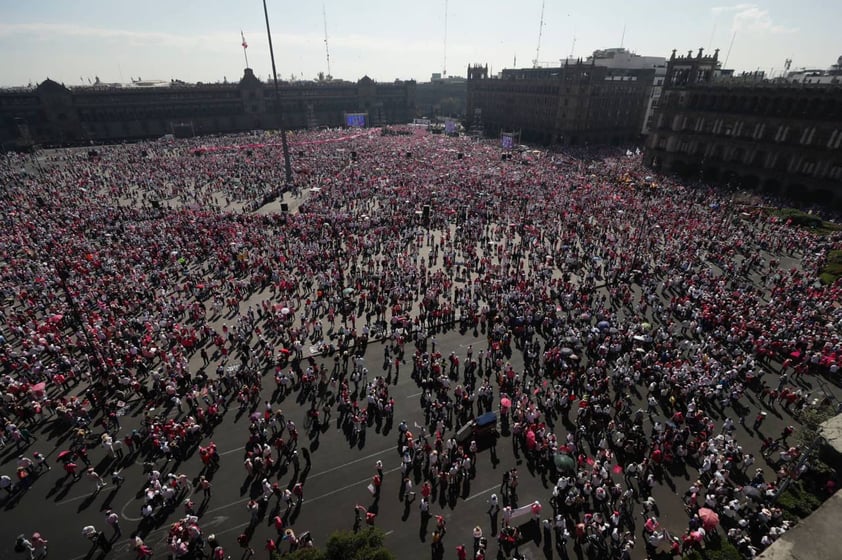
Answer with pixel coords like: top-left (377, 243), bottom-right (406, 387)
top-left (0, 68), bottom-right (416, 149)
top-left (415, 74), bottom-right (467, 119)
top-left (465, 62), bottom-right (654, 146)
top-left (645, 49), bottom-right (842, 203)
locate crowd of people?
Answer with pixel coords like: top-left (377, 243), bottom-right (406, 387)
top-left (1, 125), bottom-right (841, 559)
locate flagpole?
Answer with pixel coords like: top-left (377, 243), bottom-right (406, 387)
top-left (241, 30), bottom-right (250, 69)
top-left (261, 0), bottom-right (294, 189)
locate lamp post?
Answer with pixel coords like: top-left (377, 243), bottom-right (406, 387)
top-left (262, 0), bottom-right (294, 190)
top-left (55, 261), bottom-right (108, 382)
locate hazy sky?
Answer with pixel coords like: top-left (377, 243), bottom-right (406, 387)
top-left (0, 0), bottom-right (838, 87)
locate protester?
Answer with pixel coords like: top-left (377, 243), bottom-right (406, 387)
top-left (1, 127), bottom-right (839, 559)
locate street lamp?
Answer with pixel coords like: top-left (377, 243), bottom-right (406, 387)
top-left (55, 261), bottom-right (108, 381)
top-left (262, 0), bottom-right (294, 191)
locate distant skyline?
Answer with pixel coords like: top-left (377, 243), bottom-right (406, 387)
top-left (0, 0), bottom-right (839, 87)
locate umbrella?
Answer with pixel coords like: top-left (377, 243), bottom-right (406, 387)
top-left (560, 347), bottom-right (573, 355)
top-left (343, 287), bottom-right (355, 296)
top-left (500, 397), bottom-right (512, 409)
top-left (597, 320), bottom-right (610, 329)
top-left (553, 453), bottom-right (576, 473)
top-left (31, 382), bottom-right (47, 394)
top-left (698, 508), bottom-right (719, 530)
top-left (56, 450), bottom-right (73, 462)
top-left (48, 314), bottom-right (64, 323)
top-left (280, 307), bottom-right (291, 315)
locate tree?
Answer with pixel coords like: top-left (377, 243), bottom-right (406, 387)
top-left (277, 528), bottom-right (395, 560)
top-left (281, 548), bottom-right (324, 560)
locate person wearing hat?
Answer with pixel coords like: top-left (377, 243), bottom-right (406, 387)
top-left (31, 532), bottom-right (48, 559)
top-left (32, 451), bottom-right (50, 473)
top-left (0, 473), bottom-right (13, 494)
top-left (105, 509), bottom-right (121, 538)
top-left (472, 526), bottom-right (483, 557)
top-left (85, 467), bottom-right (106, 493)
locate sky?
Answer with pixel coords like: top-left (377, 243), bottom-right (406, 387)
top-left (0, 0), bottom-right (839, 87)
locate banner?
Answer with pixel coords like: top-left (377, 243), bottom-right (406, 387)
top-left (501, 133), bottom-right (514, 149)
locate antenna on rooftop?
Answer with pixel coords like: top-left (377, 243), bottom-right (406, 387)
top-left (443, 0), bottom-right (448, 77)
top-left (619, 23), bottom-right (626, 49)
top-left (533, 0), bottom-right (546, 68)
top-left (323, 4), bottom-right (332, 79)
top-left (724, 31), bottom-right (736, 67)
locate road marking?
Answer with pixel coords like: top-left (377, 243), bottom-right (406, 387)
top-left (172, 464), bottom-right (405, 524)
top-left (56, 491), bottom-right (96, 506)
top-left (465, 484), bottom-right (499, 502)
top-left (384, 530), bottom-right (395, 536)
top-left (307, 444), bottom-right (394, 480)
top-left (406, 391), bottom-right (423, 398)
top-left (305, 465), bottom-right (404, 505)
top-left (115, 452), bottom-right (402, 527)
top-left (120, 480), bottom-right (193, 522)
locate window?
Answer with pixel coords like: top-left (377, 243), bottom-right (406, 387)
top-left (753, 123), bottom-right (766, 140)
top-left (829, 130), bottom-right (842, 149)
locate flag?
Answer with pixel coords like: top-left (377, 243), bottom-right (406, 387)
top-left (241, 31), bottom-right (248, 49)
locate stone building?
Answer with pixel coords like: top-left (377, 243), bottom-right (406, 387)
top-left (465, 61), bottom-right (654, 146)
top-left (566, 48), bottom-right (667, 134)
top-left (0, 68), bottom-right (416, 149)
top-left (645, 49), bottom-right (842, 204)
top-left (415, 74), bottom-right (467, 119)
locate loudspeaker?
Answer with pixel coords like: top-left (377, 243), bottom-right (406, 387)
top-left (457, 153), bottom-right (463, 160)
top-left (280, 203), bottom-right (289, 213)
top-left (351, 151), bottom-right (357, 161)
top-left (406, 152), bottom-right (412, 158)
top-left (298, 151), bottom-right (305, 157)
top-left (87, 150), bottom-right (99, 160)
top-left (35, 196), bottom-right (46, 207)
top-left (151, 200), bottom-right (161, 209)
top-left (422, 205), bottom-right (430, 220)
top-left (245, 149), bottom-right (253, 157)
top-left (501, 154), bottom-right (508, 161)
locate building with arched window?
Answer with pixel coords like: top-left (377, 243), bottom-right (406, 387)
top-left (465, 61), bottom-right (655, 146)
top-left (645, 50), bottom-right (842, 204)
top-left (0, 68), bottom-right (416, 149)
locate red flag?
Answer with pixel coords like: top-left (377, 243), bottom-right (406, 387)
top-left (241, 30), bottom-right (248, 49)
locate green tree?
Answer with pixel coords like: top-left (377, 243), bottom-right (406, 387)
top-left (277, 528), bottom-right (395, 560)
